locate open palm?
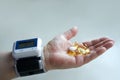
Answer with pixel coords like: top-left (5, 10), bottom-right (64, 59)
top-left (43, 27), bottom-right (114, 71)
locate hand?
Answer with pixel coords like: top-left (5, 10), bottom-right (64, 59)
top-left (43, 27), bottom-right (114, 71)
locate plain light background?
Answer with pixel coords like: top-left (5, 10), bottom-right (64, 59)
top-left (0, 0), bottom-right (120, 80)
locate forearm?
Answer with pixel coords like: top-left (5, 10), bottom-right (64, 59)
top-left (0, 52), bottom-right (17, 80)
top-left (0, 49), bottom-right (51, 80)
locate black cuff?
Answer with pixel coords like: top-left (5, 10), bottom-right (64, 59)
top-left (16, 56), bottom-right (44, 76)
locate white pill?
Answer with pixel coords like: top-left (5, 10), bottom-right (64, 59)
top-left (69, 46), bottom-right (77, 51)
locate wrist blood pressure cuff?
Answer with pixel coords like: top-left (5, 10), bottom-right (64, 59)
top-left (12, 38), bottom-right (45, 76)
top-left (16, 56), bottom-right (44, 76)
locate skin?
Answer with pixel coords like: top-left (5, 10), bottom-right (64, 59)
top-left (44, 27), bottom-right (114, 70)
top-left (0, 27), bottom-right (114, 80)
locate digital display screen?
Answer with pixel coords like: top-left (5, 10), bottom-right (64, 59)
top-left (15, 38), bottom-right (37, 49)
top-left (18, 41), bottom-right (35, 49)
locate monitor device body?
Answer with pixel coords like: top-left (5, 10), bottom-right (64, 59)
top-left (12, 38), bottom-right (42, 59)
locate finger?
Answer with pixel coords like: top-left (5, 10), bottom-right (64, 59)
top-left (63, 26), bottom-right (78, 40)
top-left (102, 40), bottom-right (114, 49)
top-left (84, 46), bottom-right (106, 64)
top-left (93, 40), bottom-right (110, 48)
top-left (92, 37), bottom-right (109, 46)
top-left (84, 40), bottom-right (114, 64)
top-left (83, 37), bottom-right (111, 47)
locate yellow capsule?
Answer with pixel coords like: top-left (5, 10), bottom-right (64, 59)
top-left (79, 48), bottom-right (86, 54)
top-left (85, 49), bottom-right (90, 54)
top-left (67, 50), bottom-right (76, 56)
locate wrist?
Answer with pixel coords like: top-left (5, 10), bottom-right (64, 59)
top-left (6, 52), bottom-right (17, 78)
top-left (0, 52), bottom-right (17, 80)
top-left (43, 46), bottom-right (53, 71)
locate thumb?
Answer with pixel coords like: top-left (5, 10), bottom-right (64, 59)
top-left (63, 26), bottom-right (78, 40)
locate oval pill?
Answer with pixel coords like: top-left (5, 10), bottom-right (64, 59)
top-left (69, 46), bottom-right (77, 51)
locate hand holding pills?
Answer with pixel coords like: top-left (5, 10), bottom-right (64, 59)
top-left (43, 27), bottom-right (114, 70)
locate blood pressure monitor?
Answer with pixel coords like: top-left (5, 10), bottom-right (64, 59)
top-left (12, 38), bottom-right (45, 76)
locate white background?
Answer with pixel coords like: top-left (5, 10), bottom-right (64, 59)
top-left (0, 0), bottom-right (120, 80)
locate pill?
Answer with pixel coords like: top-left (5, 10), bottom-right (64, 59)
top-left (78, 48), bottom-right (86, 54)
top-left (69, 46), bottom-right (77, 51)
top-left (67, 50), bottom-right (76, 56)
